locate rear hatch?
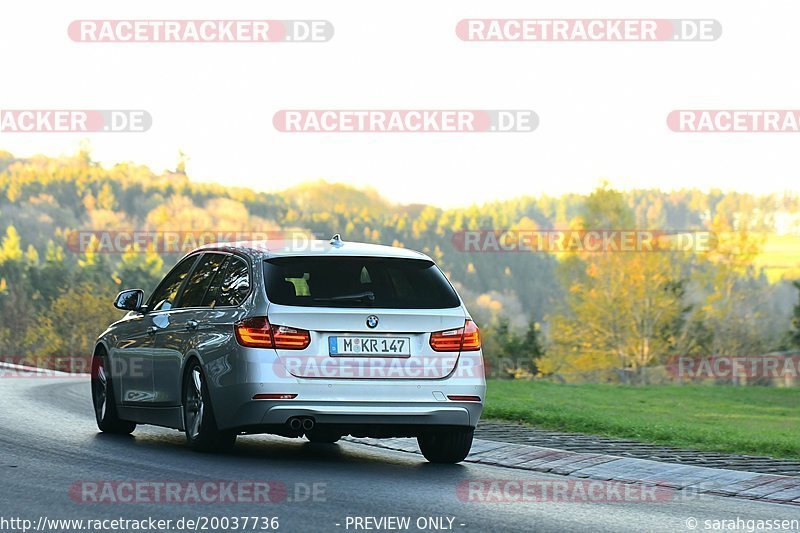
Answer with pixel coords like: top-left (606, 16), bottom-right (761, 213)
top-left (263, 256), bottom-right (466, 379)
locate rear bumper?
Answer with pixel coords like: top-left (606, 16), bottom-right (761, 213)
top-left (220, 394), bottom-right (483, 431)
top-left (259, 400), bottom-right (479, 426)
top-left (206, 346), bottom-right (486, 433)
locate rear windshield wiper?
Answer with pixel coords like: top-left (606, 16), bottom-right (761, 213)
top-left (313, 291), bottom-right (375, 304)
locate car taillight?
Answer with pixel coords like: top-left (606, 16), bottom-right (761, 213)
top-left (447, 395), bottom-right (482, 402)
top-left (272, 325), bottom-right (311, 349)
top-left (235, 317), bottom-right (273, 347)
top-left (460, 319), bottom-right (481, 351)
top-left (235, 317), bottom-right (310, 350)
top-left (253, 393), bottom-right (298, 400)
top-left (429, 320), bottom-right (481, 352)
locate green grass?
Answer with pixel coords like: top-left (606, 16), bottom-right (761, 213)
top-left (758, 233), bottom-right (800, 282)
top-left (484, 380), bottom-right (800, 459)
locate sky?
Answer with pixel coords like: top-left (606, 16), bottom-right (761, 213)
top-left (1, 1), bottom-right (799, 207)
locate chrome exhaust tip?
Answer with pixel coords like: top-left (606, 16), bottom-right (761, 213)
top-left (288, 418), bottom-right (302, 431)
top-left (302, 418), bottom-right (315, 431)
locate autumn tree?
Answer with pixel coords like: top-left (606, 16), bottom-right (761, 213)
top-left (688, 214), bottom-right (776, 357)
top-left (544, 185), bottom-right (690, 383)
top-left (116, 245), bottom-right (164, 293)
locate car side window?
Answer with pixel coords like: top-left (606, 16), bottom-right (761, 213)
top-left (212, 256), bottom-right (250, 307)
top-left (201, 257), bottom-right (229, 308)
top-left (177, 253), bottom-right (227, 308)
top-left (148, 255), bottom-right (199, 312)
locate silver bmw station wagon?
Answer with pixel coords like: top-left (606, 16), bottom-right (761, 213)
top-left (92, 236), bottom-right (486, 463)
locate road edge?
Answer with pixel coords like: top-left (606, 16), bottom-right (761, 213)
top-left (344, 436), bottom-right (800, 506)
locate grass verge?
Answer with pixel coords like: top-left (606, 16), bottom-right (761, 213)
top-left (484, 380), bottom-right (800, 459)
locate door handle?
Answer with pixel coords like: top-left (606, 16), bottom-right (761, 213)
top-left (185, 320), bottom-right (199, 330)
top-left (146, 326), bottom-right (157, 335)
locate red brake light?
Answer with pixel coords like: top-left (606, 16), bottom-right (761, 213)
top-left (461, 320), bottom-right (481, 351)
top-left (253, 393), bottom-right (298, 400)
top-left (429, 327), bottom-right (463, 352)
top-left (272, 325), bottom-right (311, 349)
top-left (429, 320), bottom-right (481, 352)
top-left (447, 395), bottom-right (482, 402)
top-left (236, 317), bottom-right (273, 347)
top-left (235, 317), bottom-right (310, 350)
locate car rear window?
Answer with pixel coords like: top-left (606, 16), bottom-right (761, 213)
top-left (263, 256), bottom-right (460, 309)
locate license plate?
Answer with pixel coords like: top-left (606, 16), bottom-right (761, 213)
top-left (328, 336), bottom-right (411, 356)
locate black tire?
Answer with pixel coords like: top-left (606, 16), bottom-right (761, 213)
top-left (305, 430), bottom-right (341, 444)
top-left (417, 428), bottom-right (474, 464)
top-left (182, 360), bottom-right (236, 452)
top-left (91, 352), bottom-right (136, 435)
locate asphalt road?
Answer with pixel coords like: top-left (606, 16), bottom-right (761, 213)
top-left (1, 378), bottom-right (799, 533)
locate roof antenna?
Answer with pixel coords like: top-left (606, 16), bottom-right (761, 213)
top-left (329, 233), bottom-right (344, 247)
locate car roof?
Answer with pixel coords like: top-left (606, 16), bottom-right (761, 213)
top-left (193, 239), bottom-right (432, 261)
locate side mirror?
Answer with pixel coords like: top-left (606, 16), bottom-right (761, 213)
top-left (114, 289), bottom-right (145, 312)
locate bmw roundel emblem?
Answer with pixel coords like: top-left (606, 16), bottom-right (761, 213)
top-left (366, 315), bottom-right (379, 329)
